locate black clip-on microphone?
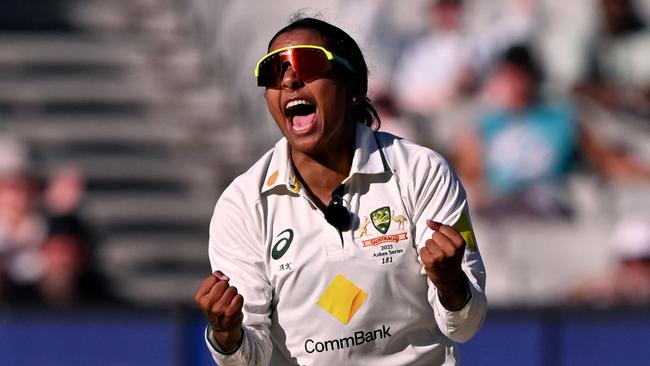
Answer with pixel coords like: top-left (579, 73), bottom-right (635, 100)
top-left (323, 184), bottom-right (351, 231)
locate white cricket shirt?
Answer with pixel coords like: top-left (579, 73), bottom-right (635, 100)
top-left (206, 123), bottom-right (487, 365)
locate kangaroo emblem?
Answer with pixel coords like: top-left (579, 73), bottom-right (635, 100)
top-left (356, 216), bottom-right (370, 238)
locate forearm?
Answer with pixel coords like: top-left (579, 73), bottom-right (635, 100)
top-left (430, 271), bottom-right (487, 343)
top-left (206, 325), bottom-right (272, 366)
top-left (212, 326), bottom-right (243, 353)
top-left (436, 271), bottom-right (471, 311)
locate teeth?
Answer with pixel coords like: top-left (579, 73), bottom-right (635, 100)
top-left (286, 99), bottom-right (313, 109)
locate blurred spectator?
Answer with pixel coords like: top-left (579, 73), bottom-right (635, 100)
top-left (10, 174), bottom-right (114, 307)
top-left (575, 0), bottom-right (650, 117)
top-left (374, 92), bottom-right (419, 142)
top-left (0, 136), bottom-right (112, 307)
top-left (39, 166), bottom-right (112, 307)
top-left (566, 0), bottom-right (650, 306)
top-left (453, 44), bottom-right (580, 220)
top-left (568, 216), bottom-right (650, 305)
top-left (338, 0), bottom-right (432, 94)
top-left (43, 167), bottom-right (86, 217)
top-left (394, 0), bottom-right (475, 116)
top-left (575, 0), bottom-right (650, 182)
top-left (34, 214), bottom-right (111, 307)
top-left (0, 137), bottom-right (47, 302)
top-left (392, 0), bottom-right (538, 154)
top-left (466, 0), bottom-right (538, 77)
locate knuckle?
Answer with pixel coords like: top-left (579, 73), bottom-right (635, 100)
top-left (439, 225), bottom-right (455, 237)
top-left (231, 294), bottom-right (244, 309)
top-left (432, 250), bottom-right (445, 262)
top-left (419, 250), bottom-right (431, 263)
top-left (203, 274), bottom-right (217, 286)
top-left (223, 287), bottom-right (237, 300)
top-left (200, 297), bottom-right (212, 311)
top-left (221, 286), bottom-right (232, 296)
top-left (215, 280), bottom-right (229, 294)
top-left (421, 257), bottom-right (432, 267)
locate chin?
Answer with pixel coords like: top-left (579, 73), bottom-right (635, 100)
top-left (288, 137), bottom-right (321, 155)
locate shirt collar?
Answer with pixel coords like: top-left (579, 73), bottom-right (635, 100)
top-left (347, 122), bottom-right (389, 179)
top-left (261, 122), bottom-right (390, 195)
top-left (261, 138), bottom-right (301, 195)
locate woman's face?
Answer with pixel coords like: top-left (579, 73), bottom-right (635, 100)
top-left (485, 64), bottom-right (533, 111)
top-left (265, 29), bottom-right (358, 159)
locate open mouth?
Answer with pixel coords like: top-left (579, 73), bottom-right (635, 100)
top-left (286, 99), bottom-right (317, 134)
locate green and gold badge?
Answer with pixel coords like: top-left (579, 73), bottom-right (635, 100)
top-left (370, 206), bottom-right (391, 234)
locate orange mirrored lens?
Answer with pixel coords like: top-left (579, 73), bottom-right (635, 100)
top-left (257, 48), bottom-right (331, 88)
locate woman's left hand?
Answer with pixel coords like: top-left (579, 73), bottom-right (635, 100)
top-left (419, 220), bottom-right (469, 309)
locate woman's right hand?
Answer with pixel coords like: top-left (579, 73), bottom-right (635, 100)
top-left (194, 270), bottom-right (244, 352)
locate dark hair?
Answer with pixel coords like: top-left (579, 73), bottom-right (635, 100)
top-left (601, 0), bottom-right (646, 36)
top-left (501, 44), bottom-right (543, 84)
top-left (499, 44), bottom-right (544, 102)
top-left (268, 17), bottom-right (381, 130)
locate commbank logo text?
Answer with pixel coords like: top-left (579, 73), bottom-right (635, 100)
top-left (304, 325), bottom-right (391, 354)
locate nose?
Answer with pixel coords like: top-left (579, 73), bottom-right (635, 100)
top-left (280, 62), bottom-right (303, 90)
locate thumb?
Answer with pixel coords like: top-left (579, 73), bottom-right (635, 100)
top-left (427, 219), bottom-right (442, 231)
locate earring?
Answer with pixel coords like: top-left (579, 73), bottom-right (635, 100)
top-left (352, 96), bottom-right (359, 103)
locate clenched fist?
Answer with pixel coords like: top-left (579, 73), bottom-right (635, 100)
top-left (194, 271), bottom-right (244, 351)
top-left (419, 220), bottom-right (470, 310)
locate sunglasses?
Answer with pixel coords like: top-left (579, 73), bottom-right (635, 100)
top-left (254, 45), bottom-right (356, 88)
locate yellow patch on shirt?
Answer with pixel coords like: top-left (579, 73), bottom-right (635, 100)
top-left (266, 170), bottom-right (279, 186)
top-left (317, 274), bottom-right (368, 325)
top-left (453, 211), bottom-right (477, 252)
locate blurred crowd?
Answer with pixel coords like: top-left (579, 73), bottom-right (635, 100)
top-left (387, 0), bottom-right (650, 306)
top-left (1, 0), bottom-right (648, 309)
top-left (0, 136), bottom-right (111, 308)
top-left (194, 0), bottom-right (649, 306)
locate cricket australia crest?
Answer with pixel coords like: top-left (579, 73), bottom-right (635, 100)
top-left (370, 206), bottom-right (391, 234)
